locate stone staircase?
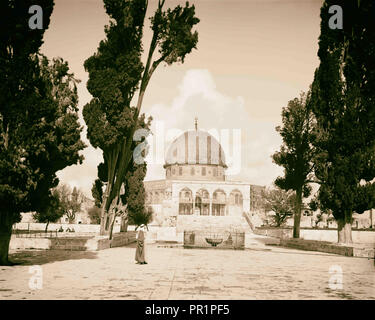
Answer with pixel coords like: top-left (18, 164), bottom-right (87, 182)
top-left (176, 215), bottom-right (252, 233)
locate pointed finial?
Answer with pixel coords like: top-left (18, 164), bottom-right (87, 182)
top-left (194, 117), bottom-right (198, 131)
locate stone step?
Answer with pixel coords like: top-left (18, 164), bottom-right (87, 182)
top-left (50, 245), bottom-right (87, 251)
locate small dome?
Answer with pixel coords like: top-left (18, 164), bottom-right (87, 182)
top-left (165, 130), bottom-right (226, 167)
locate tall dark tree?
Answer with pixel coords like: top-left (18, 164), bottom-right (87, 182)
top-left (90, 115), bottom-right (151, 236)
top-left (0, 1), bottom-right (85, 265)
top-left (272, 91), bottom-right (315, 238)
top-left (311, 0), bottom-right (375, 243)
top-left (121, 156), bottom-right (150, 231)
top-left (83, 0), bottom-right (199, 236)
top-left (92, 179), bottom-right (104, 209)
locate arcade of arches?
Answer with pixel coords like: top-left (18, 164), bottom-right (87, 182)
top-left (178, 188), bottom-right (243, 216)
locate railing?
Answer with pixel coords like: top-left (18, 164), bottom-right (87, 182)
top-left (14, 230), bottom-right (58, 238)
top-left (242, 212), bottom-right (255, 231)
top-left (13, 230), bottom-right (96, 239)
top-left (183, 230), bottom-right (245, 250)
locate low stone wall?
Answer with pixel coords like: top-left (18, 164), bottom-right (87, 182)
top-left (254, 227), bottom-right (375, 244)
top-left (253, 228), bottom-right (292, 239)
top-left (111, 232), bottom-right (136, 248)
top-left (85, 237), bottom-right (111, 251)
top-left (279, 238), bottom-right (374, 259)
top-left (10, 236), bottom-right (51, 250)
top-left (9, 231), bottom-right (136, 251)
top-left (14, 222), bottom-right (120, 234)
top-left (128, 225), bottom-right (183, 243)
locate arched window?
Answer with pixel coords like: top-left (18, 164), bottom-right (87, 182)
top-left (230, 190), bottom-right (243, 206)
top-left (179, 188), bottom-right (193, 215)
top-left (202, 167), bottom-right (206, 176)
top-left (191, 167), bottom-right (195, 176)
top-left (212, 189), bottom-right (226, 216)
top-left (179, 167), bottom-right (183, 176)
top-left (196, 189), bottom-right (210, 215)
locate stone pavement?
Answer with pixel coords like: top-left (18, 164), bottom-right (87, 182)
top-left (0, 244), bottom-right (374, 300)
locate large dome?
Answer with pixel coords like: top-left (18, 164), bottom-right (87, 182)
top-left (165, 130), bottom-right (226, 167)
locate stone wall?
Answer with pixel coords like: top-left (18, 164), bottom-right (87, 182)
top-left (9, 231), bottom-right (136, 251)
top-left (14, 222), bottom-right (121, 234)
top-left (279, 238), bottom-right (374, 258)
top-left (128, 225), bottom-right (183, 243)
top-left (10, 236), bottom-right (51, 250)
top-left (111, 232), bottom-right (136, 248)
top-left (183, 230), bottom-right (245, 250)
top-left (176, 215), bottom-right (251, 233)
top-left (254, 227), bottom-right (375, 244)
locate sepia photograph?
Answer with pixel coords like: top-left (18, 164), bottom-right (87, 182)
top-left (0, 0), bottom-right (374, 308)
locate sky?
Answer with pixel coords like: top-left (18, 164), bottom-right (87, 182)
top-left (40, 0), bottom-right (323, 197)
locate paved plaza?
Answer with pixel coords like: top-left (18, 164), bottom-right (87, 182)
top-left (1, 244), bottom-right (374, 300)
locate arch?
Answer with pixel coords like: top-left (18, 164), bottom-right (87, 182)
top-left (179, 187), bottom-right (193, 215)
top-left (213, 189), bottom-right (226, 202)
top-left (154, 191), bottom-right (160, 203)
top-left (229, 189), bottom-right (243, 206)
top-left (212, 189), bottom-right (226, 216)
top-left (145, 192), bottom-right (151, 204)
top-left (195, 189), bottom-right (210, 216)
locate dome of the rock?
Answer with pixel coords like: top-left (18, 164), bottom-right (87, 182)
top-left (164, 129), bottom-right (226, 181)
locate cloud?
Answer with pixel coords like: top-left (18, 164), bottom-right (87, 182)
top-left (144, 69), bottom-right (283, 186)
top-left (56, 145), bottom-right (103, 197)
top-left (57, 68), bottom-right (284, 196)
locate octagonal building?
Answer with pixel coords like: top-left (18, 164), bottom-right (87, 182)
top-left (144, 121), bottom-right (262, 236)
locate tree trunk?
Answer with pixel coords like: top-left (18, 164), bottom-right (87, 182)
top-left (45, 221), bottom-right (49, 233)
top-left (109, 220), bottom-right (114, 240)
top-left (100, 200), bottom-right (109, 236)
top-left (344, 222), bottom-right (352, 243)
top-left (337, 216), bottom-right (353, 244)
top-left (120, 215), bottom-right (128, 232)
top-left (68, 213), bottom-right (75, 224)
top-left (108, 213), bottom-right (117, 240)
top-left (337, 218), bottom-right (345, 243)
top-left (0, 218), bottom-right (13, 266)
top-left (100, 182), bottom-right (111, 236)
top-left (293, 188), bottom-right (302, 238)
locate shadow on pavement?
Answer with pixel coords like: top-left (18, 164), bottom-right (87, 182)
top-left (8, 250), bottom-right (98, 266)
